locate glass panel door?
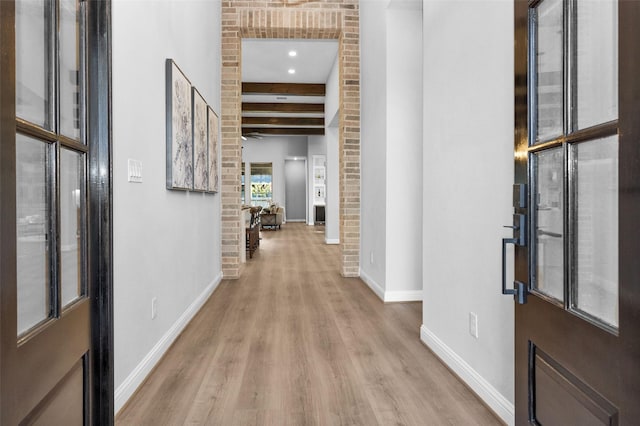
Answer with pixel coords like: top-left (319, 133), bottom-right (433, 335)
top-left (514, 0), bottom-right (640, 423)
top-left (529, 0), bottom-right (618, 332)
top-left (1, 0), bottom-right (112, 423)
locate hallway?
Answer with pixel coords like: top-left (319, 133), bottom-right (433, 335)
top-left (116, 224), bottom-right (501, 425)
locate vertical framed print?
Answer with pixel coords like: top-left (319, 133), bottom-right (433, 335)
top-left (192, 87), bottom-right (208, 192)
top-left (207, 105), bottom-right (219, 193)
top-left (166, 59), bottom-right (193, 190)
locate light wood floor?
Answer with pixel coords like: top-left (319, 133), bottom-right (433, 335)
top-left (116, 223), bottom-right (502, 425)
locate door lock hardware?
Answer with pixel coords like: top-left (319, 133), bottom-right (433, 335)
top-left (503, 213), bottom-right (526, 246)
top-left (501, 213), bottom-right (528, 305)
top-left (513, 183), bottom-right (527, 208)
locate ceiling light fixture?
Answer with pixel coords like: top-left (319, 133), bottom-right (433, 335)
top-left (288, 50), bottom-right (297, 57)
top-left (288, 68), bottom-right (296, 74)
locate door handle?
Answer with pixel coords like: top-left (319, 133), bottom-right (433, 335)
top-left (502, 214), bottom-right (527, 304)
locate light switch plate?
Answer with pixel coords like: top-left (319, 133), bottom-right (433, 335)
top-left (469, 312), bottom-right (478, 339)
top-left (128, 159), bottom-right (143, 183)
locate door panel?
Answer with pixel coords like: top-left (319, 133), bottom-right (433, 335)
top-left (14, 301), bottom-right (90, 421)
top-left (532, 348), bottom-right (617, 426)
top-left (513, 0), bottom-right (640, 423)
top-left (27, 359), bottom-right (85, 426)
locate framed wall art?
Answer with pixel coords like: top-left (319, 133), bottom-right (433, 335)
top-left (192, 87), bottom-right (208, 192)
top-left (207, 105), bottom-right (219, 193)
top-left (166, 59), bottom-right (193, 190)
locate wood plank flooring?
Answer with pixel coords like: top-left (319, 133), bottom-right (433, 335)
top-left (116, 223), bottom-right (502, 425)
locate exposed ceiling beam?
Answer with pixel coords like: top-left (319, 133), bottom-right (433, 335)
top-left (242, 82), bottom-right (326, 96)
top-left (242, 127), bottom-right (325, 136)
top-left (242, 103), bottom-right (325, 113)
top-left (242, 117), bottom-right (324, 126)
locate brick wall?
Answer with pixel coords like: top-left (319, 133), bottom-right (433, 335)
top-left (221, 0), bottom-right (360, 278)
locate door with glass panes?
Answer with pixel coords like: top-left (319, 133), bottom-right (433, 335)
top-left (0, 0), bottom-right (111, 423)
top-left (509, 0), bottom-right (640, 424)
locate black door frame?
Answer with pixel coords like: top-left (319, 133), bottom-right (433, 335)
top-left (87, 1), bottom-right (114, 423)
top-left (0, 1), bottom-right (114, 423)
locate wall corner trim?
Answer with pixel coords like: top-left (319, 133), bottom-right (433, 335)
top-left (420, 325), bottom-right (515, 426)
top-left (359, 268), bottom-right (385, 301)
top-left (114, 273), bottom-right (223, 415)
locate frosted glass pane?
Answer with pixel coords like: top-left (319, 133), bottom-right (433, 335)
top-left (534, 148), bottom-right (564, 301)
top-left (535, 0), bottom-right (564, 142)
top-left (60, 149), bottom-right (84, 307)
top-left (16, 0), bottom-right (52, 129)
top-left (60, 0), bottom-right (82, 140)
top-left (576, 0), bottom-right (618, 130)
top-left (16, 134), bottom-right (51, 335)
top-left (573, 136), bottom-right (618, 328)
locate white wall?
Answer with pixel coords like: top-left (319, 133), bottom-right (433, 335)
top-left (325, 125), bottom-right (340, 244)
top-left (324, 55), bottom-right (340, 244)
top-left (421, 1), bottom-right (515, 424)
top-left (385, 3), bottom-right (423, 299)
top-left (360, 0), bottom-right (422, 302)
top-left (112, 0), bottom-right (222, 414)
top-left (360, 0), bottom-right (388, 297)
top-left (242, 136), bottom-right (308, 211)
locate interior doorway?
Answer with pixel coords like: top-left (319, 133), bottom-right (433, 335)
top-left (284, 158), bottom-right (307, 222)
top-left (220, 2), bottom-right (361, 279)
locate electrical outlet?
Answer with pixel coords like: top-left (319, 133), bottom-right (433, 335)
top-left (151, 297), bottom-right (157, 320)
top-left (370, 251), bottom-right (374, 264)
top-left (469, 312), bottom-right (478, 339)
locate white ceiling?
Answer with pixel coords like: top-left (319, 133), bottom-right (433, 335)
top-left (242, 39), bottom-right (339, 84)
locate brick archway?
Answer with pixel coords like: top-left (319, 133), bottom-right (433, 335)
top-left (221, 1), bottom-right (361, 279)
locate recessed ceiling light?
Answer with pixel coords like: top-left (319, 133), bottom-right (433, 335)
top-left (288, 50), bottom-right (297, 57)
top-left (288, 68), bottom-right (296, 74)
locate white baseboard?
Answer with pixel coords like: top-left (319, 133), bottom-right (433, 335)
top-left (360, 270), bottom-right (423, 303)
top-left (114, 273), bottom-right (223, 415)
top-left (359, 268), bottom-right (385, 301)
top-left (420, 325), bottom-right (515, 426)
top-left (384, 290), bottom-right (422, 302)
top-left (325, 238), bottom-right (339, 245)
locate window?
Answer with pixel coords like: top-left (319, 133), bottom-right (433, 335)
top-left (250, 162), bottom-right (272, 208)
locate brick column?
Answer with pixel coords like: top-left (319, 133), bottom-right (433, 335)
top-left (221, 4), bottom-right (242, 279)
top-left (339, 8), bottom-right (360, 277)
